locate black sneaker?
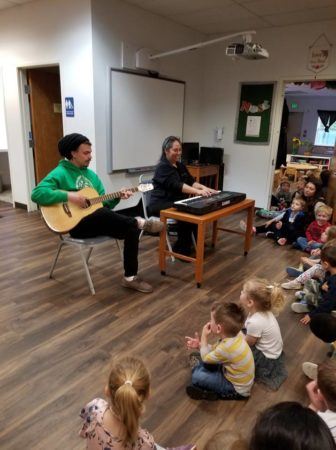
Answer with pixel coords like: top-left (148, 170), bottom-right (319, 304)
top-left (186, 385), bottom-right (219, 401)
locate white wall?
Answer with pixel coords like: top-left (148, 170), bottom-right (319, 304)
top-left (0, 69), bottom-right (7, 151)
top-left (0, 0), bottom-right (95, 208)
top-left (286, 95), bottom-right (336, 144)
top-left (91, 0), bottom-right (205, 208)
top-left (201, 22), bottom-right (336, 208)
top-left (2, 0), bottom-right (336, 210)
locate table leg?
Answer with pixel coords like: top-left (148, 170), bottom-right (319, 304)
top-left (195, 223), bottom-right (205, 287)
top-left (244, 205), bottom-right (254, 255)
top-left (159, 216), bottom-right (167, 275)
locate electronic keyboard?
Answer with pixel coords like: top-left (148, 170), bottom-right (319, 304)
top-left (174, 191), bottom-right (246, 215)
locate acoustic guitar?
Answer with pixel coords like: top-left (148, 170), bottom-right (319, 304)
top-left (40, 184), bottom-right (153, 234)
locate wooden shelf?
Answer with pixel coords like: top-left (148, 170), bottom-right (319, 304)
top-left (289, 154), bottom-right (332, 170)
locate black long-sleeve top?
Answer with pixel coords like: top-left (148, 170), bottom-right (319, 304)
top-left (148, 157), bottom-right (194, 214)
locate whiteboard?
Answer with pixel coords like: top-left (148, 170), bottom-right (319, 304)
top-left (109, 70), bottom-right (184, 171)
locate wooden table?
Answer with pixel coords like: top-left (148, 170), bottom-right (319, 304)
top-left (281, 163), bottom-right (319, 182)
top-left (159, 198), bottom-right (255, 287)
top-left (186, 164), bottom-right (219, 190)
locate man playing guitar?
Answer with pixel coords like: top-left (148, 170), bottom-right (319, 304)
top-left (31, 133), bottom-right (163, 293)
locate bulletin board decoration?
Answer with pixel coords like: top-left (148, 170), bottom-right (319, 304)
top-left (236, 83), bottom-right (274, 143)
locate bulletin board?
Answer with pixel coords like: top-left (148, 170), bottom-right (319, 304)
top-left (236, 83), bottom-right (274, 143)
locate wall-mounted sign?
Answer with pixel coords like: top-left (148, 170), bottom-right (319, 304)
top-left (65, 97), bottom-right (74, 117)
top-left (307, 34), bottom-right (332, 75)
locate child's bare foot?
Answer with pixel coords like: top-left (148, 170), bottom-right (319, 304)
top-left (239, 220), bottom-right (256, 234)
top-left (277, 238), bottom-right (287, 246)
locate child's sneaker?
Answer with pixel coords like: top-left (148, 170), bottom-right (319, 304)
top-left (265, 231), bottom-right (275, 238)
top-left (256, 209), bottom-right (278, 219)
top-left (302, 362), bottom-right (318, 380)
top-left (186, 385), bottom-right (219, 401)
top-left (295, 290), bottom-right (305, 299)
top-left (291, 301), bottom-right (310, 313)
top-left (281, 280), bottom-right (302, 290)
top-left (286, 266), bottom-right (303, 278)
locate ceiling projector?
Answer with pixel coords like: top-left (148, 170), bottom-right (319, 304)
top-left (226, 42), bottom-right (269, 60)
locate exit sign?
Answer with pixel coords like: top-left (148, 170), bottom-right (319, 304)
top-left (291, 102), bottom-right (299, 110)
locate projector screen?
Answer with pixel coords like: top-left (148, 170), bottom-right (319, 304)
top-left (109, 70), bottom-right (185, 172)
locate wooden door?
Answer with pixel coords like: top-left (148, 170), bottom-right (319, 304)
top-left (27, 68), bottom-right (63, 183)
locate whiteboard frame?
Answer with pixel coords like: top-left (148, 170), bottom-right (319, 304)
top-left (107, 69), bottom-right (185, 173)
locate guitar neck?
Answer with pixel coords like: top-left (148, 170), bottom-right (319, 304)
top-left (90, 187), bottom-right (139, 205)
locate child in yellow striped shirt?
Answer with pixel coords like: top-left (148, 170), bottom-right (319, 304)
top-left (185, 301), bottom-right (255, 401)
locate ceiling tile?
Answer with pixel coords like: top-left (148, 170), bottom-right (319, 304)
top-left (169, 3), bottom-right (257, 28)
top-left (125, 0), bottom-right (233, 17)
top-left (266, 6), bottom-right (336, 26)
top-left (244, 0), bottom-right (335, 16)
top-left (194, 17), bottom-right (270, 35)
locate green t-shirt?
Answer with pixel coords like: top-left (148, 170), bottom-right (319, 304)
top-left (31, 159), bottom-right (119, 209)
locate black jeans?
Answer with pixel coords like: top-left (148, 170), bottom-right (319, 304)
top-left (70, 207), bottom-right (140, 277)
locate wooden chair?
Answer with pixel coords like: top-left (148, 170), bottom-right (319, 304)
top-left (49, 235), bottom-right (123, 295)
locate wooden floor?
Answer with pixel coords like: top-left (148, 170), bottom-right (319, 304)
top-left (0, 201), bottom-right (327, 449)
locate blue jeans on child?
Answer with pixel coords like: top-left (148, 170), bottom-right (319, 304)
top-left (191, 362), bottom-right (238, 398)
top-left (296, 237), bottom-right (322, 252)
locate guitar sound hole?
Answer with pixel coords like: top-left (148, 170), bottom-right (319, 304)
top-left (85, 199), bottom-right (91, 208)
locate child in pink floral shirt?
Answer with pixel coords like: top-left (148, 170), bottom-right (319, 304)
top-left (79, 356), bottom-right (155, 450)
top-left (79, 356), bottom-right (195, 450)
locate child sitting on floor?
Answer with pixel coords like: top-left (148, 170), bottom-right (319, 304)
top-left (185, 301), bottom-right (254, 401)
top-left (292, 175), bottom-right (307, 200)
top-left (249, 401), bottom-right (336, 450)
top-left (282, 229), bottom-right (336, 290)
top-left (271, 176), bottom-right (292, 210)
top-left (241, 197), bottom-right (306, 246)
top-left (291, 244), bottom-right (336, 325)
top-left (240, 278), bottom-right (287, 390)
top-left (306, 359), bottom-right (336, 442)
top-left (79, 356), bottom-right (195, 450)
top-left (296, 204), bottom-right (332, 252)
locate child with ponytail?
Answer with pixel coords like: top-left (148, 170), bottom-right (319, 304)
top-left (240, 278), bottom-right (287, 390)
top-left (79, 356), bottom-right (195, 450)
top-left (79, 356), bottom-right (154, 449)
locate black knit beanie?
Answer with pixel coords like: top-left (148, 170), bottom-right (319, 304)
top-left (58, 133), bottom-right (91, 159)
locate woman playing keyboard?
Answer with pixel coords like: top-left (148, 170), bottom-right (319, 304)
top-left (148, 136), bottom-right (216, 257)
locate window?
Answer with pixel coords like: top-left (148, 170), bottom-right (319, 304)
top-left (314, 117), bottom-right (336, 147)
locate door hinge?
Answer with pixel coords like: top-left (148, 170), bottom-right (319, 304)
top-left (24, 84), bottom-right (30, 95)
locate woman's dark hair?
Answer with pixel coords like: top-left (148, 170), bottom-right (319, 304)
top-left (161, 136), bottom-right (181, 160)
top-left (304, 177), bottom-right (323, 198)
top-left (249, 401), bottom-right (336, 450)
top-left (320, 169), bottom-right (331, 188)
